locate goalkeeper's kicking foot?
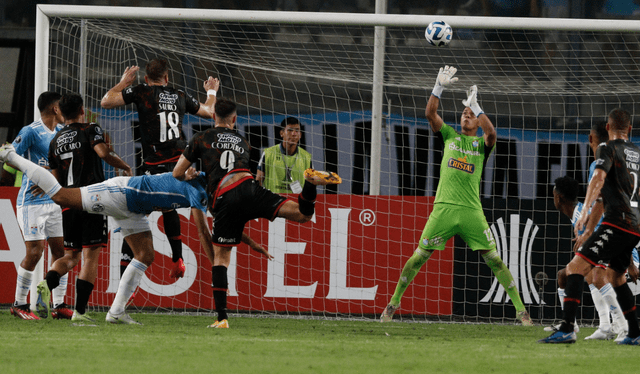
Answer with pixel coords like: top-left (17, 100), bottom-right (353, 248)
top-left (36, 280), bottom-right (51, 319)
top-left (0, 143), bottom-right (15, 162)
top-left (208, 319), bottom-right (229, 328)
top-left (380, 304), bottom-right (399, 323)
top-left (537, 330), bottom-right (576, 344)
top-left (169, 258), bottom-right (186, 279)
top-left (106, 311), bottom-right (142, 325)
top-left (516, 310), bottom-right (533, 326)
top-left (304, 169), bottom-right (342, 186)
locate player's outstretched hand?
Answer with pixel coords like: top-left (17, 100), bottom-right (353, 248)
top-left (432, 65), bottom-right (458, 98)
top-left (183, 166), bottom-right (199, 181)
top-left (204, 77), bottom-right (220, 93)
top-left (462, 85), bottom-right (484, 117)
top-left (120, 66), bottom-right (139, 87)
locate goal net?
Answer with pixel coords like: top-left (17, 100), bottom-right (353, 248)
top-left (31, 5), bottom-right (640, 324)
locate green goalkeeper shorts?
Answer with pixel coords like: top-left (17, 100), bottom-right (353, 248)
top-left (418, 203), bottom-right (496, 251)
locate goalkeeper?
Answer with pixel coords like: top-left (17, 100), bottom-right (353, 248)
top-left (381, 65), bottom-right (533, 326)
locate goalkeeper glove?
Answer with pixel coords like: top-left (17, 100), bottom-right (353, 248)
top-left (462, 85), bottom-right (484, 117)
top-left (431, 65), bottom-right (458, 98)
top-left (169, 258), bottom-right (186, 279)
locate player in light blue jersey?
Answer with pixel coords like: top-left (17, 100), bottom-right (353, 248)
top-left (7, 92), bottom-right (71, 320)
top-left (0, 144), bottom-right (268, 324)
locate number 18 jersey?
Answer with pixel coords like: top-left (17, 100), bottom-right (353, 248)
top-left (183, 127), bottom-right (252, 205)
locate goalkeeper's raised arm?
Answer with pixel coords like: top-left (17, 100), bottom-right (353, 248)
top-left (426, 65), bottom-right (457, 133)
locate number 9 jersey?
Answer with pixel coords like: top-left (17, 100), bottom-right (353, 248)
top-left (182, 127), bottom-right (252, 205)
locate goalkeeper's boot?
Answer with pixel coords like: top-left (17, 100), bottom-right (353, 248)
top-left (584, 327), bottom-right (616, 340)
top-left (617, 335), bottom-right (640, 345)
top-left (71, 310), bottom-right (96, 323)
top-left (106, 311), bottom-right (142, 325)
top-left (537, 330), bottom-right (577, 344)
top-left (0, 143), bottom-right (15, 162)
top-left (10, 304), bottom-right (40, 320)
top-left (169, 258), bottom-right (186, 279)
top-left (304, 169), bottom-right (342, 186)
top-left (208, 319), bottom-right (229, 328)
top-left (516, 310), bottom-right (534, 326)
top-left (51, 303), bottom-right (74, 319)
top-left (380, 304), bottom-right (399, 323)
top-left (36, 280), bottom-right (51, 319)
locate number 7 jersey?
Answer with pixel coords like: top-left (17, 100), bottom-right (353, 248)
top-left (183, 127), bottom-right (252, 206)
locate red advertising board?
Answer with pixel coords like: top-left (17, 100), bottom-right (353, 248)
top-left (0, 188), bottom-right (453, 316)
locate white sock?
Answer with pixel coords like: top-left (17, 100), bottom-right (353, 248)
top-left (7, 152), bottom-right (61, 197)
top-left (109, 259), bottom-right (147, 315)
top-left (558, 288), bottom-right (565, 310)
top-left (590, 284), bottom-right (611, 331)
top-left (14, 266), bottom-right (33, 305)
top-left (600, 283), bottom-right (627, 332)
top-left (52, 273), bottom-right (68, 308)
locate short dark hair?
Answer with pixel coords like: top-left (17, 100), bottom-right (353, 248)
top-left (608, 108), bottom-right (631, 131)
top-left (554, 176), bottom-right (579, 203)
top-left (280, 116), bottom-right (300, 130)
top-left (59, 93), bottom-right (84, 120)
top-left (591, 121), bottom-right (609, 143)
top-left (37, 91), bottom-right (62, 114)
top-left (145, 58), bottom-right (169, 82)
top-left (214, 97), bottom-right (237, 120)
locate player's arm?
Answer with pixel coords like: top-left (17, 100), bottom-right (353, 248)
top-left (192, 208), bottom-right (215, 265)
top-left (256, 151), bottom-right (266, 186)
top-left (426, 66), bottom-right (458, 133)
top-left (461, 85), bottom-right (496, 148)
top-left (173, 154), bottom-right (197, 181)
top-left (573, 198), bottom-right (603, 252)
top-left (101, 65), bottom-right (139, 109)
top-left (575, 168), bottom-right (606, 236)
top-left (93, 143), bottom-right (132, 176)
top-left (241, 232), bottom-right (273, 260)
top-left (195, 77), bottom-right (220, 119)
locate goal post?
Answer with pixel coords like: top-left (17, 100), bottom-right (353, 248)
top-left (24, 4), bottom-right (640, 323)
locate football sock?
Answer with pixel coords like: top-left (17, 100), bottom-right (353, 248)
top-left (75, 278), bottom-right (94, 315)
top-left (590, 283), bottom-right (612, 331)
top-left (6, 152), bottom-right (61, 197)
top-left (389, 248), bottom-right (433, 306)
top-left (212, 265), bottom-right (229, 321)
top-left (560, 274), bottom-right (583, 333)
top-left (613, 283), bottom-right (640, 339)
top-left (110, 259), bottom-right (147, 315)
top-left (482, 250), bottom-right (525, 312)
top-left (599, 283), bottom-right (624, 331)
top-left (45, 270), bottom-right (61, 291)
top-left (557, 288), bottom-right (565, 309)
top-left (298, 182), bottom-right (317, 216)
top-left (52, 273), bottom-right (68, 308)
top-left (120, 240), bottom-right (134, 277)
top-left (163, 210), bottom-right (183, 262)
top-left (14, 266), bottom-right (33, 306)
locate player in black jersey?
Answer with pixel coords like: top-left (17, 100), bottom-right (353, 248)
top-left (101, 58), bottom-right (220, 279)
top-left (540, 108), bottom-right (640, 345)
top-left (36, 93), bottom-right (132, 322)
top-left (172, 97), bottom-right (341, 328)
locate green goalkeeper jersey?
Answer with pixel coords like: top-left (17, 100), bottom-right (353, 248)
top-left (434, 123), bottom-right (494, 209)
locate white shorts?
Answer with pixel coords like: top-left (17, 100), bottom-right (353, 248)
top-left (80, 177), bottom-right (150, 237)
top-left (17, 203), bottom-right (63, 241)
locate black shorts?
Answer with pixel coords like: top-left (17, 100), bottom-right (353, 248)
top-left (577, 224), bottom-right (639, 274)
top-left (62, 209), bottom-right (108, 251)
top-left (141, 161), bottom-right (176, 175)
top-left (211, 179), bottom-right (288, 246)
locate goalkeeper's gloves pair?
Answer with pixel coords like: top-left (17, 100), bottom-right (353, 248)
top-left (431, 65), bottom-right (484, 117)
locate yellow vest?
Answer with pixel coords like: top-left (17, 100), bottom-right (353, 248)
top-left (262, 145), bottom-right (312, 193)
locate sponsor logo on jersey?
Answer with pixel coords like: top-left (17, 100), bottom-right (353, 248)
top-left (214, 133), bottom-right (246, 154)
top-left (472, 140), bottom-right (479, 148)
top-left (159, 92), bottom-right (179, 105)
top-left (625, 149), bottom-right (640, 163)
top-left (448, 142), bottom-right (480, 156)
top-left (448, 156), bottom-right (475, 174)
top-left (217, 133), bottom-right (242, 144)
top-left (56, 131), bottom-right (77, 146)
top-left (217, 237), bottom-right (236, 243)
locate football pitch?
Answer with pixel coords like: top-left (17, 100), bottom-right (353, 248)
top-left (0, 310), bottom-right (636, 374)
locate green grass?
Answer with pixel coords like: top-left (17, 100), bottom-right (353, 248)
top-left (0, 310), bottom-right (637, 374)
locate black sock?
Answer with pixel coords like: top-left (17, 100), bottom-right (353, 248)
top-left (163, 210), bottom-right (183, 262)
top-left (212, 265), bottom-right (229, 321)
top-left (45, 270), bottom-right (61, 291)
top-left (614, 283), bottom-right (640, 339)
top-left (560, 273), bottom-right (584, 333)
top-left (298, 182), bottom-right (317, 216)
top-left (75, 278), bottom-right (94, 315)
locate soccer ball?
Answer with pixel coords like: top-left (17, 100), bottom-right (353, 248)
top-left (425, 21), bottom-right (452, 47)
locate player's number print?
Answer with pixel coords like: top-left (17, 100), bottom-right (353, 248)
top-left (484, 228), bottom-right (495, 245)
top-left (158, 111), bottom-right (180, 142)
top-left (220, 150), bottom-right (235, 172)
top-left (60, 152), bottom-right (74, 186)
top-left (631, 171), bottom-right (639, 208)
